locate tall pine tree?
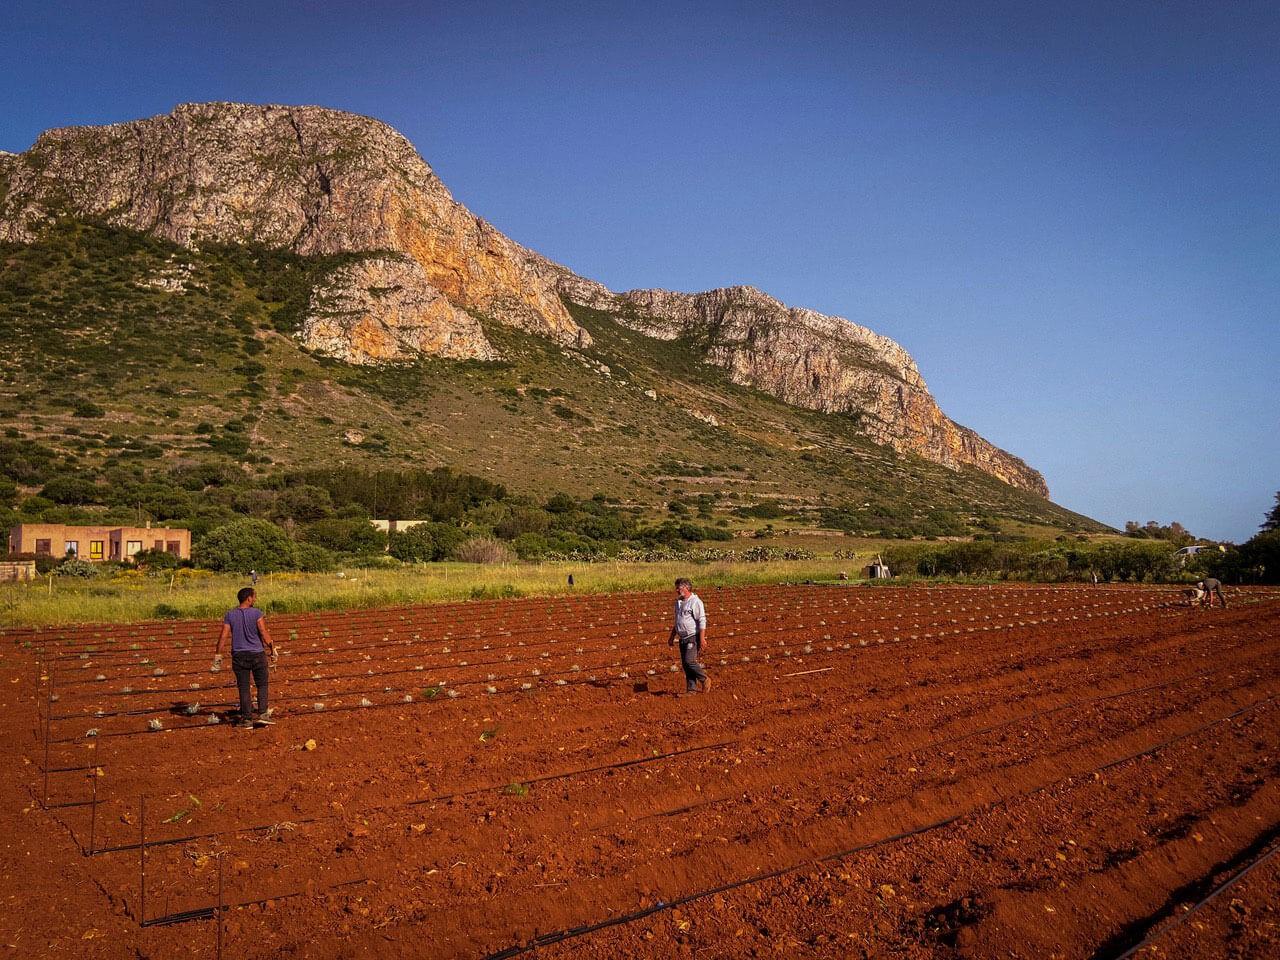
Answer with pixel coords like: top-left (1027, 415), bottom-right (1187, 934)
top-left (1263, 490), bottom-right (1280, 532)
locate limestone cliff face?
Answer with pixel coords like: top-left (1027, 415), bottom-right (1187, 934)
top-left (0, 102), bottom-right (587, 359)
top-left (299, 255), bottom-right (495, 363)
top-left (0, 102), bottom-right (1045, 495)
top-left (547, 281), bottom-right (1049, 496)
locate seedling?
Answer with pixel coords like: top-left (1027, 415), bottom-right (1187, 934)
top-left (422, 685), bottom-right (444, 700)
top-left (502, 782), bottom-right (529, 797)
top-left (163, 795), bottom-right (202, 824)
top-left (479, 727), bottom-right (499, 743)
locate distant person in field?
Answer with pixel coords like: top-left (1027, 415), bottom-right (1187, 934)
top-left (213, 587), bottom-right (276, 728)
top-left (1196, 578), bottom-right (1227, 608)
top-left (668, 577), bottom-right (709, 695)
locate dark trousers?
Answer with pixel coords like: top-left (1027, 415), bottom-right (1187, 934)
top-left (679, 637), bottom-right (707, 692)
top-left (232, 652), bottom-right (269, 716)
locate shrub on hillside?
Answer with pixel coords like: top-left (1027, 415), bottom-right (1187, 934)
top-left (132, 548), bottom-right (182, 571)
top-left (493, 507), bottom-right (551, 540)
top-left (18, 496), bottom-right (56, 519)
top-left (195, 518), bottom-right (295, 572)
top-left (302, 518), bottom-right (386, 554)
top-left (387, 523), bottom-right (466, 562)
top-left (510, 530), bottom-right (600, 560)
top-left (293, 542), bottom-right (336, 573)
top-left (39, 476), bottom-right (101, 505)
top-left (273, 484), bottom-right (335, 523)
top-left (69, 398), bottom-right (105, 418)
top-left (455, 537), bottom-right (514, 564)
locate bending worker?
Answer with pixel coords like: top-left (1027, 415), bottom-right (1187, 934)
top-left (1196, 578), bottom-right (1228, 608)
top-left (668, 577), bottom-right (710, 695)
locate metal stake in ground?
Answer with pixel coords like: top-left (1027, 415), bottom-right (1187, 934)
top-left (33, 658), bottom-right (42, 743)
top-left (42, 669), bottom-right (53, 807)
top-left (216, 853), bottom-right (224, 960)
top-left (139, 796), bottom-right (147, 924)
top-left (87, 743), bottom-right (98, 856)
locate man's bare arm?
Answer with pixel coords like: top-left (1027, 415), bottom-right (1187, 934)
top-left (259, 618), bottom-right (275, 655)
top-left (212, 624), bottom-right (230, 670)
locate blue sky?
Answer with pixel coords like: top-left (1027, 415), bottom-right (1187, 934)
top-left (3, 0), bottom-right (1277, 540)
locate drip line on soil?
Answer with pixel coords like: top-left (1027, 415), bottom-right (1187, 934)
top-left (139, 876), bottom-right (369, 928)
top-left (43, 596), bottom-right (1224, 736)
top-left (65, 665), bottom-right (1266, 858)
top-left (476, 692), bottom-right (1280, 959)
top-left (90, 738), bottom-right (739, 855)
top-left (1102, 832), bottom-right (1280, 960)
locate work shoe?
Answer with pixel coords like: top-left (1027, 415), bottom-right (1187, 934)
top-left (253, 714), bottom-right (276, 726)
top-left (236, 718), bottom-right (254, 730)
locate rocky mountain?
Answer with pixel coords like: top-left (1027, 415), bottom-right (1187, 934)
top-left (0, 101), bottom-right (1047, 496)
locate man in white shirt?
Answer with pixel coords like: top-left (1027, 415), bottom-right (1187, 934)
top-left (668, 577), bottom-right (709, 694)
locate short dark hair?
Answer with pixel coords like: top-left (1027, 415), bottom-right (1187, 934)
top-left (675, 577), bottom-right (693, 590)
top-left (237, 586), bottom-right (256, 604)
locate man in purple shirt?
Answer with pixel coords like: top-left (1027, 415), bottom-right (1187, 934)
top-left (213, 587), bottom-right (276, 728)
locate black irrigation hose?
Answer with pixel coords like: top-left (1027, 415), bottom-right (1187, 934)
top-left (44, 605), bottom-right (1194, 741)
top-left (46, 594), bottom-right (1189, 725)
top-left (14, 584), bottom-right (800, 656)
top-left (59, 646), bottom-right (1273, 849)
top-left (140, 877), bottom-right (369, 928)
top-left (40, 607), bottom-right (1279, 860)
top-left (477, 692), bottom-right (1280, 960)
top-left (45, 599), bottom-right (1273, 749)
top-left (97, 739), bottom-right (739, 855)
top-left (40, 587), bottom-right (979, 676)
top-left (19, 584), bottom-right (1275, 664)
top-left (23, 587), bottom-right (1165, 665)
top-left (1105, 833), bottom-right (1280, 960)
top-left (47, 604), bottom-right (858, 709)
top-left (40, 594), bottom-right (874, 688)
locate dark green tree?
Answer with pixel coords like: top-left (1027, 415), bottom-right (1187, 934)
top-left (195, 519), bottom-right (295, 572)
top-left (302, 518), bottom-right (386, 554)
top-left (387, 523), bottom-right (466, 562)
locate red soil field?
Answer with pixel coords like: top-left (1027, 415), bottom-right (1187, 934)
top-left (2, 583), bottom-right (1279, 959)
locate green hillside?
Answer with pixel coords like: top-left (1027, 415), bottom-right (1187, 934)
top-left (0, 220), bottom-right (1107, 545)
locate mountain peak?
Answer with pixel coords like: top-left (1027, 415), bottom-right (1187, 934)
top-left (0, 101), bottom-right (1047, 496)
top-left (2, 100), bottom-right (588, 357)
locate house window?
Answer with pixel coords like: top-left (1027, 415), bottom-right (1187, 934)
top-left (89, 541), bottom-right (104, 560)
top-left (35, 539), bottom-right (52, 555)
top-left (153, 540), bottom-right (163, 552)
top-left (166, 541), bottom-right (181, 555)
top-left (126, 540), bottom-right (143, 558)
top-left (65, 541), bottom-right (79, 557)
